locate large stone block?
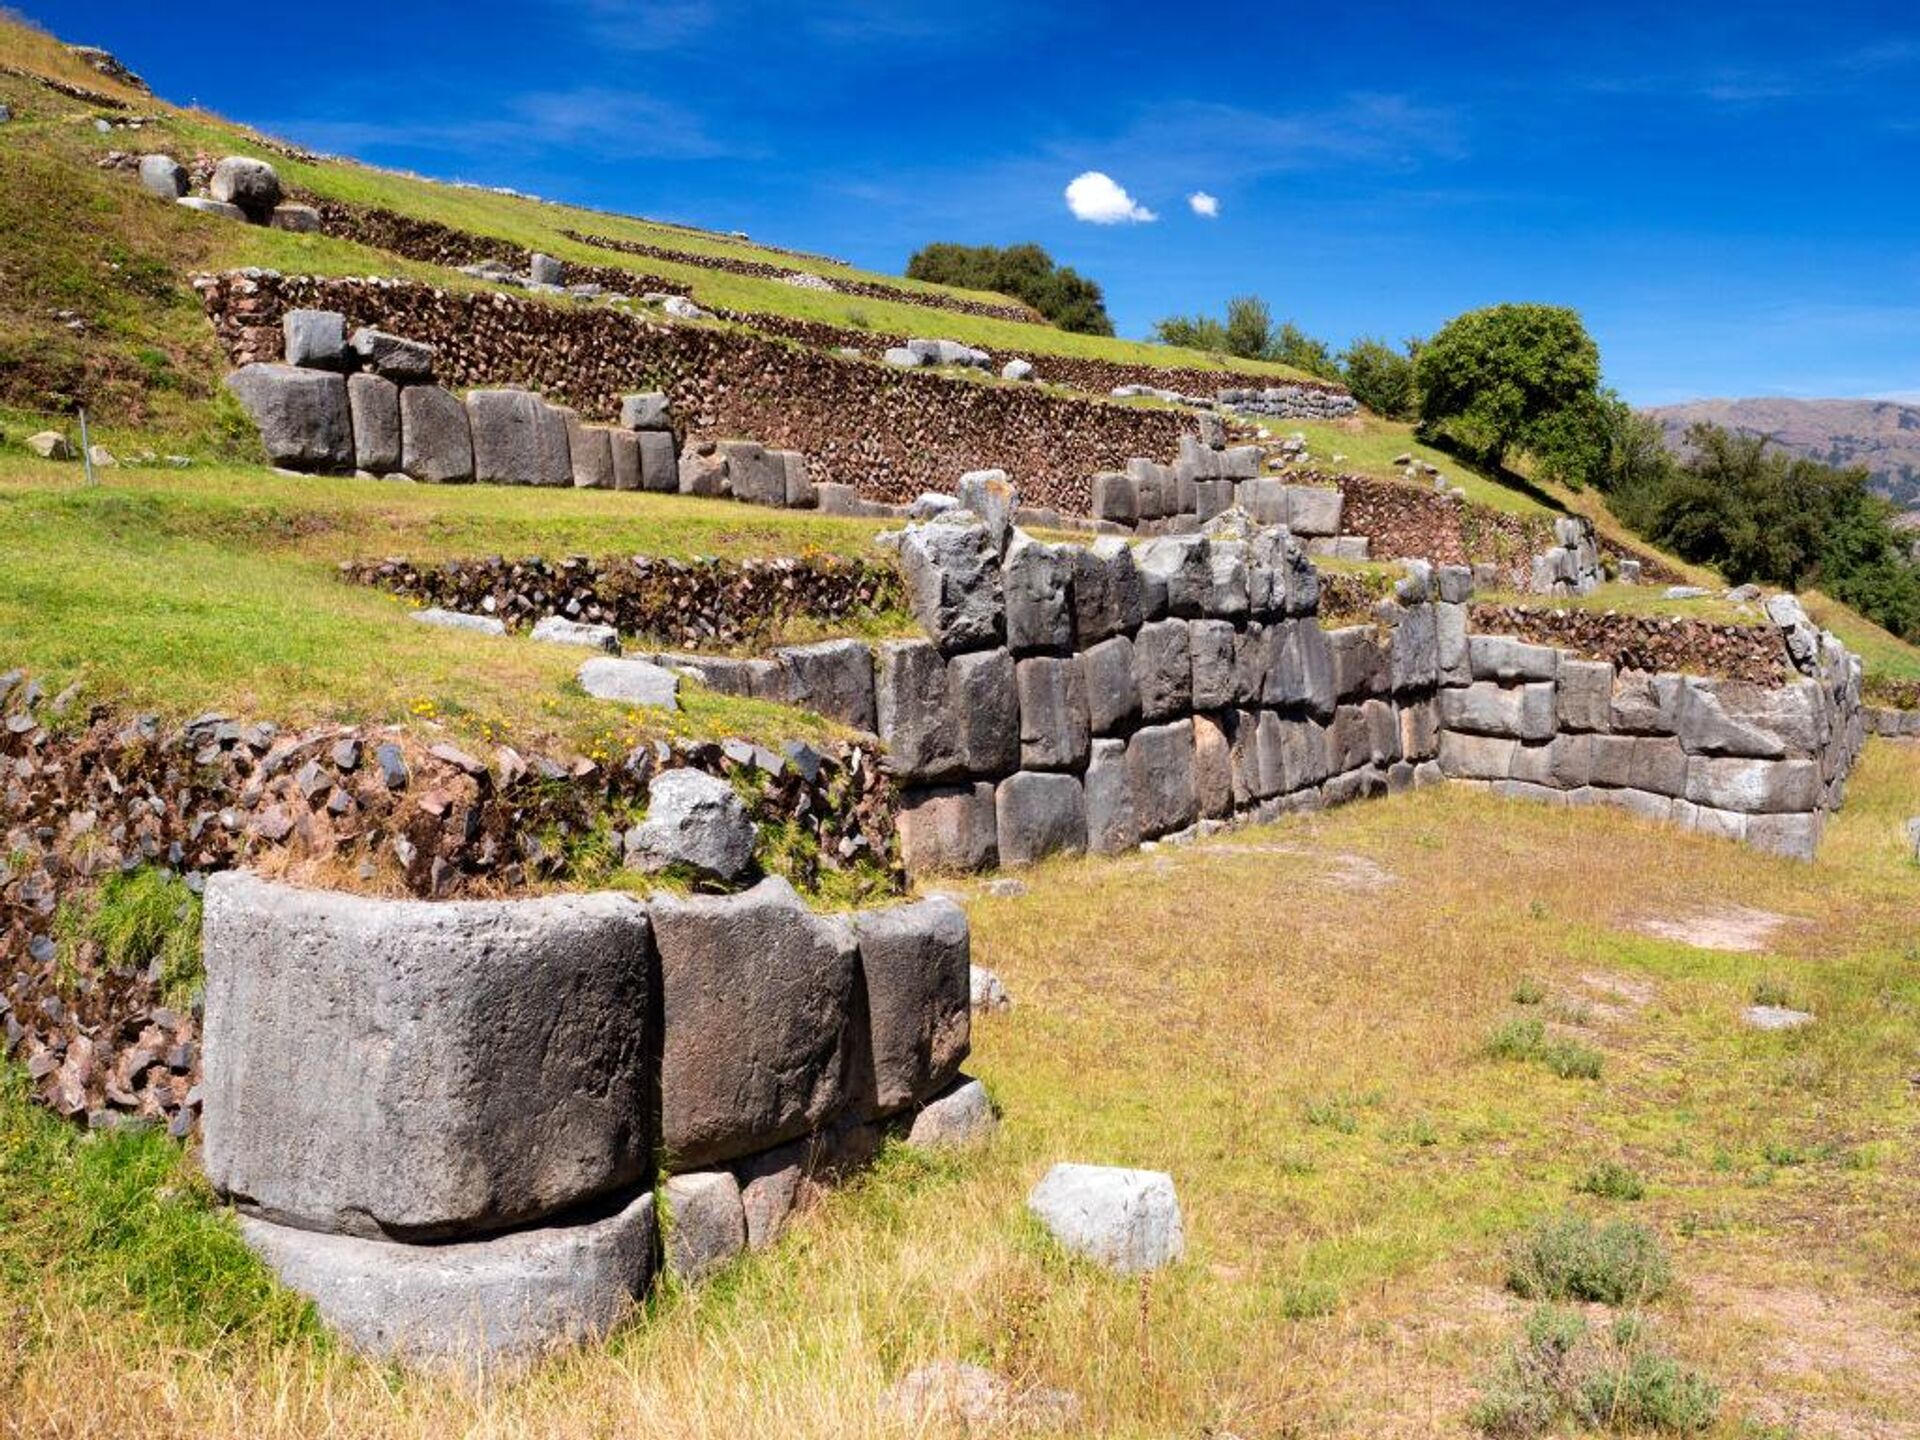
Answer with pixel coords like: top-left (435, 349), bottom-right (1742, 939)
top-left (1135, 535), bottom-right (1211, 618)
top-left (1193, 714), bottom-right (1233, 818)
top-left (609, 431), bottom-right (642, 492)
top-left (1132, 619), bottom-right (1192, 721)
top-left (1079, 635), bottom-right (1140, 735)
top-left (1556, 659), bottom-right (1615, 733)
top-left (1204, 541), bottom-right (1250, 618)
top-left (347, 372), bottom-right (401, 475)
top-left (951, 648), bottom-right (1020, 776)
top-left (1259, 712), bottom-right (1331, 795)
top-left (1262, 619), bottom-right (1335, 719)
top-left (620, 392), bottom-right (671, 431)
top-left (1389, 603), bottom-right (1439, 693)
top-left (202, 873), bottom-right (653, 1240)
top-left (780, 451), bottom-right (814, 508)
top-left (534, 403), bottom-right (574, 486)
top-left (1027, 1164), bottom-right (1184, 1274)
top-left (138, 153), bottom-right (190, 201)
top-left (1399, 697), bottom-right (1440, 761)
top-left (1003, 531), bottom-right (1073, 654)
top-left (850, 896), bottom-right (970, 1116)
top-left (653, 877), bottom-right (857, 1169)
top-left (398, 384), bottom-right (474, 484)
top-left (1232, 623), bottom-right (1269, 703)
top-left (468, 388), bottom-right (544, 484)
top-left (1437, 730), bottom-right (1518, 781)
top-left (1328, 626), bottom-right (1384, 701)
top-left (900, 518), bottom-right (1004, 653)
top-left (1091, 472), bottom-right (1138, 525)
top-left (225, 364), bottom-right (354, 472)
top-left (1435, 603), bottom-right (1470, 684)
top-left (664, 1172), bottom-right (745, 1284)
top-left (237, 1189), bottom-right (656, 1369)
top-left (283, 308), bottom-right (347, 370)
top-left (569, 419), bottom-right (616, 490)
top-left (1067, 537), bottom-right (1143, 645)
top-left (1438, 681), bottom-right (1556, 741)
top-left (210, 155), bottom-right (282, 219)
top-left (1468, 635), bottom-right (1559, 683)
top-left (350, 328), bottom-right (435, 384)
top-left (1362, 698), bottom-right (1402, 766)
top-left (1127, 720), bottom-right (1198, 838)
top-left (1282, 485), bottom-right (1343, 537)
top-left (776, 639), bottom-right (876, 732)
top-left (1609, 673), bottom-right (1683, 734)
top-left (1084, 737), bottom-right (1138, 854)
top-left (1189, 619), bottom-right (1238, 710)
top-left (1674, 678), bottom-right (1820, 758)
top-left (876, 641), bottom-right (1015, 782)
top-left (1589, 735), bottom-right (1688, 796)
top-left (624, 768), bottom-right (757, 883)
top-left (1745, 811), bottom-right (1823, 861)
top-left (995, 771), bottom-right (1088, 867)
top-left (638, 430), bottom-right (679, 492)
top-left (1684, 756), bottom-right (1820, 814)
top-left (722, 439), bottom-right (787, 507)
top-left (896, 782), bottom-right (998, 873)
top-left (1016, 656), bottom-right (1091, 771)
top-left (957, 469), bottom-right (1017, 554)
top-left (1327, 704), bottom-right (1373, 775)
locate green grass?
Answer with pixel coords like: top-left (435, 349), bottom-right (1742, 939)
top-left (1506, 1214), bottom-right (1672, 1305)
top-left (55, 868), bottom-right (204, 1005)
top-left (0, 454), bottom-right (908, 746)
top-left (1475, 580), bottom-right (1767, 628)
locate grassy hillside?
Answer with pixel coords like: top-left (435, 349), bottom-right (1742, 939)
top-left (4, 743), bottom-right (1917, 1437)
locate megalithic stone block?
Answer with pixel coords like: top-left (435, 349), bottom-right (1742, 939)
top-left (347, 372), bottom-right (400, 475)
top-left (225, 363), bottom-right (354, 472)
top-left (849, 896), bottom-right (971, 1117)
top-left (399, 384), bottom-right (474, 483)
top-left (201, 872), bottom-right (654, 1241)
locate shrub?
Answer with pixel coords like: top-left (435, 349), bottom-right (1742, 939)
top-left (1507, 1214), bottom-right (1672, 1305)
top-left (1470, 1305), bottom-right (1718, 1437)
top-left (1751, 978), bottom-right (1793, 1008)
top-left (905, 241), bottom-right (1114, 335)
top-left (1541, 1039), bottom-right (1604, 1080)
top-left (1487, 1017), bottom-right (1546, 1060)
top-left (1577, 1350), bottom-right (1721, 1433)
top-left (1577, 1161), bottom-right (1648, 1202)
top-left (1342, 335), bottom-right (1420, 419)
top-left (1414, 303), bottom-right (1604, 481)
top-left (1511, 977), bottom-right (1546, 1006)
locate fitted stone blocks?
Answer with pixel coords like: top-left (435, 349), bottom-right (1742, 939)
top-left (850, 896), bottom-right (970, 1116)
top-left (996, 771), bottom-right (1088, 866)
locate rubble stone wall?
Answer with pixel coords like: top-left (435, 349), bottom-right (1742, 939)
top-left (197, 271), bottom-right (1190, 509)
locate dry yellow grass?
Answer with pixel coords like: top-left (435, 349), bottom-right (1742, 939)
top-left (5, 743), bottom-right (1917, 1439)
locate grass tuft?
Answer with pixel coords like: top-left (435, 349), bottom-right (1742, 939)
top-left (1506, 1213), bottom-right (1672, 1305)
top-left (1576, 1160), bottom-right (1648, 1202)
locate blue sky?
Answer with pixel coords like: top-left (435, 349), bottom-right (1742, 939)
top-left (28, 0), bottom-right (1920, 404)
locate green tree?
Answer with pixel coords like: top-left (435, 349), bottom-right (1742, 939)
top-left (904, 242), bottom-right (1115, 335)
top-left (1339, 335), bottom-right (1419, 419)
top-left (1268, 321), bottom-right (1343, 380)
top-left (1224, 294), bottom-right (1275, 360)
top-left (1414, 304), bottom-right (1603, 478)
top-left (1152, 313), bottom-right (1228, 352)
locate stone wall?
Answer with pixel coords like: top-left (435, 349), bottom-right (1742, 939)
top-left (1468, 604), bottom-right (1790, 686)
top-left (196, 271), bottom-right (1192, 509)
top-left (199, 869), bottom-right (975, 1365)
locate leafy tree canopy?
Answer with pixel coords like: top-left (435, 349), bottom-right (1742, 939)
top-left (905, 242), bottom-right (1115, 335)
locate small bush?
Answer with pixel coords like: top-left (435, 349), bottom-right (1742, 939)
top-left (1577, 1350), bottom-right (1721, 1433)
top-left (1507, 1214), bottom-right (1672, 1305)
top-left (1278, 1280), bottom-right (1340, 1320)
top-left (1751, 978), bottom-right (1794, 1007)
top-left (1470, 1305), bottom-right (1718, 1437)
top-left (1577, 1161), bottom-right (1647, 1202)
top-left (1512, 977), bottom-right (1546, 1006)
top-left (1303, 1097), bottom-right (1360, 1134)
top-left (1541, 1039), bottom-right (1604, 1080)
top-left (1487, 1017), bottom-right (1546, 1060)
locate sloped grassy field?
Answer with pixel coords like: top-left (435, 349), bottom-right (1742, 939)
top-left (3, 744), bottom-right (1917, 1438)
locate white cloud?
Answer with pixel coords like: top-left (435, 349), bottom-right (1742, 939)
top-left (1188, 190), bottom-right (1220, 218)
top-left (1064, 171), bottom-right (1156, 224)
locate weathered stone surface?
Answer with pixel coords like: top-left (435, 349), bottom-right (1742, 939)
top-left (624, 767), bottom-right (757, 881)
top-left (1438, 681), bottom-right (1556, 741)
top-left (1188, 619), bottom-right (1238, 711)
top-left (530, 616), bottom-right (619, 652)
top-left (1262, 619), bottom-right (1335, 718)
top-left (534, 403), bottom-right (574, 486)
top-left (1002, 531), bottom-right (1072, 654)
top-left (1556, 659), bottom-right (1615, 732)
top-left (225, 364), bottom-right (353, 471)
top-left (529, 252), bottom-right (566, 286)
top-left (210, 155), bottom-right (281, 219)
top-left (237, 1189), bottom-right (655, 1369)
top-left (411, 607), bottom-right (505, 636)
top-left (350, 328), bottom-right (435, 383)
top-left (897, 782), bottom-right (998, 873)
top-left (468, 388), bottom-right (544, 484)
top-left (638, 430), bottom-right (678, 493)
top-left (1193, 714), bottom-right (1233, 819)
top-left (1026, 1164), bottom-right (1184, 1274)
top-left (1589, 735), bottom-right (1688, 796)
top-left (202, 872), bottom-right (653, 1240)
top-left (995, 771), bottom-right (1088, 867)
top-left (177, 196), bottom-right (246, 221)
top-left (850, 896), bottom-right (970, 1115)
top-left (1067, 537), bottom-right (1143, 645)
top-left (720, 439), bottom-right (786, 506)
top-left (346, 372), bottom-right (401, 475)
top-left (399, 384), bottom-right (475, 483)
top-left (270, 203), bottom-right (322, 233)
top-left (1674, 678), bottom-right (1819, 758)
top-left (1684, 756), bottom-right (1819, 814)
top-left (1437, 730), bottom-right (1519, 781)
top-left (578, 656), bottom-right (681, 708)
top-left (900, 518), bottom-right (1004, 653)
top-left (735, 1139), bottom-right (807, 1250)
top-left (906, 1076), bottom-right (996, 1150)
top-left (1328, 626), bottom-right (1384, 701)
top-left (957, 470), bottom-right (1017, 554)
top-left (1389, 603), bottom-right (1439, 692)
top-left (1079, 636), bottom-right (1140, 735)
top-left (780, 450), bottom-right (815, 508)
top-left (775, 639), bottom-right (877, 731)
top-left (1083, 737), bottom-right (1137, 854)
top-left (678, 445), bottom-right (729, 496)
top-left (1128, 720), bottom-right (1198, 838)
top-left (664, 1171), bottom-right (745, 1285)
top-left (1132, 619), bottom-right (1192, 721)
top-left (283, 308), bottom-right (348, 370)
top-left (1610, 673), bottom-right (1683, 734)
top-left (1091, 471), bottom-right (1137, 524)
top-left (1468, 635), bottom-right (1559, 684)
top-left (1327, 704), bottom-right (1373, 775)
top-left (1745, 811), bottom-right (1823, 861)
top-left (1282, 485), bottom-right (1343, 537)
top-left (1016, 656), bottom-right (1091, 771)
top-left (653, 877), bottom-right (857, 1169)
top-left (609, 430), bottom-right (642, 491)
top-left (1135, 534), bottom-right (1211, 618)
top-left (568, 419), bottom-right (616, 490)
top-left (137, 152), bottom-right (188, 200)
top-left (876, 641), bottom-right (955, 782)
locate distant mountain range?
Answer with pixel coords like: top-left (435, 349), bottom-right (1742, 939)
top-left (1645, 397), bottom-right (1920, 514)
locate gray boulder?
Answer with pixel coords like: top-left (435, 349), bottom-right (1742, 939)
top-left (534, 404), bottom-right (574, 486)
top-left (1026, 1163), bottom-right (1185, 1274)
top-left (1262, 618), bottom-right (1335, 718)
top-left (1128, 721), bottom-right (1198, 838)
top-left (609, 431), bottom-right (642, 492)
top-left (969, 965), bottom-right (1012, 1011)
top-left (577, 656), bottom-right (681, 709)
top-left (209, 155), bottom-right (282, 219)
top-left (1189, 619), bottom-right (1238, 710)
top-left (957, 470), bottom-right (1017, 554)
top-left (412, 607), bottom-right (505, 636)
top-left (652, 877), bottom-right (858, 1168)
top-left (1079, 635), bottom-right (1140, 734)
top-left (1067, 537), bottom-right (1144, 645)
top-left (283, 308), bottom-right (348, 370)
top-left (349, 328), bottom-right (435, 383)
top-left (1132, 619), bottom-right (1192, 721)
top-left (347, 373), bottom-right (401, 475)
top-left (1556, 659), bottom-right (1615, 732)
top-left (1468, 635), bottom-right (1559, 684)
top-left (899, 517), bottom-right (1004, 652)
top-left (1002, 358), bottom-right (1035, 381)
top-left (531, 616), bottom-right (619, 653)
top-left (529, 252), bottom-right (566, 286)
top-left (1016, 657), bottom-right (1091, 771)
top-left (620, 392), bottom-right (672, 431)
top-left (1438, 681), bottom-right (1556, 741)
top-left (137, 153), bottom-right (187, 200)
top-left (1002, 531), bottom-right (1072, 654)
top-left (723, 439), bottom-right (788, 506)
top-left (399, 385), bottom-right (474, 484)
top-left (1282, 485), bottom-right (1343, 537)
top-left (177, 196), bottom-right (246, 221)
top-left (270, 203), bottom-right (322, 233)
top-left (237, 1189), bottom-right (655, 1370)
top-left (1091, 471), bottom-right (1139, 525)
top-left (225, 364), bottom-right (353, 472)
top-left (624, 767), bottom-right (757, 882)
top-left (897, 781), bottom-right (999, 874)
top-left (775, 639), bottom-right (877, 731)
top-left (467, 388), bottom-right (544, 484)
top-left (638, 430), bottom-right (678, 492)
top-left (906, 1076), bottom-right (996, 1150)
top-left (1135, 535), bottom-right (1212, 618)
top-left (995, 771), bottom-right (1088, 867)
top-left (664, 1171), bottom-right (746, 1284)
top-left (1083, 737), bottom-right (1138, 854)
top-left (850, 896), bottom-right (970, 1115)
top-left (569, 420), bottom-right (616, 490)
top-left (201, 872), bottom-right (654, 1240)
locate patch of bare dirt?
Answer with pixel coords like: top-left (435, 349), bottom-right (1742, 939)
top-left (1634, 904), bottom-right (1796, 953)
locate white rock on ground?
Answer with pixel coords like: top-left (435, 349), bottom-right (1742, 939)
top-left (906, 1076), bottom-right (996, 1150)
top-left (886, 1360), bottom-right (1081, 1430)
top-left (1026, 1163), bottom-right (1185, 1273)
top-left (411, 607), bottom-right (506, 636)
top-left (1744, 1004), bottom-right (1815, 1031)
top-left (577, 656), bottom-right (680, 709)
top-left (623, 767), bottom-right (757, 882)
top-left (529, 616), bottom-right (619, 653)
top-left (969, 964), bottom-right (1011, 1012)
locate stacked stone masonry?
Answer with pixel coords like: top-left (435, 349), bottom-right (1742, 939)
top-left (200, 871), bottom-right (974, 1365)
top-left (199, 272), bottom-right (1191, 509)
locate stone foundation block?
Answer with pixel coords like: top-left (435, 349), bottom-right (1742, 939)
top-left (1193, 714), bottom-right (1233, 819)
top-left (1079, 635), bottom-right (1140, 735)
top-left (1084, 737), bottom-right (1138, 854)
top-left (1128, 720), bottom-right (1198, 838)
top-left (467, 388), bottom-right (543, 484)
top-left (1438, 681), bottom-right (1556, 741)
top-left (1132, 619), bottom-right (1192, 721)
top-left (1016, 656), bottom-right (1091, 771)
top-left (1437, 730), bottom-right (1519, 781)
top-left (1555, 659), bottom-right (1615, 733)
top-left (1068, 537), bottom-right (1144, 645)
top-left (897, 782), bottom-right (998, 873)
top-left (400, 384), bottom-right (474, 484)
top-left (851, 897), bottom-right (970, 1116)
top-left (665, 1171), bottom-right (746, 1284)
top-left (1684, 756), bottom-right (1820, 814)
top-left (226, 364), bottom-right (354, 472)
top-left (1468, 635), bottom-right (1559, 683)
top-left (775, 639), bottom-right (877, 732)
top-left (995, 771), bottom-right (1088, 867)
top-left (1003, 531), bottom-right (1073, 655)
top-left (347, 372), bottom-right (401, 475)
